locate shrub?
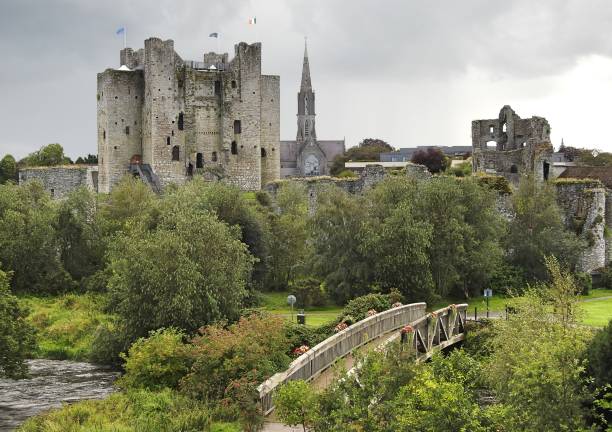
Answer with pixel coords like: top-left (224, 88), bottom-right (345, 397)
top-left (489, 263), bottom-right (526, 295)
top-left (275, 380), bottom-right (318, 431)
top-left (180, 313), bottom-right (291, 401)
top-left (341, 293), bottom-right (392, 322)
top-left (89, 321), bottom-right (131, 367)
top-left (587, 319), bottom-right (612, 388)
top-left (336, 169), bottom-right (357, 178)
top-left (291, 277), bottom-right (328, 308)
top-left (117, 328), bottom-right (194, 391)
top-left (574, 271), bottom-right (592, 295)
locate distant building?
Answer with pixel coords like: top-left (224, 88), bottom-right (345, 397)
top-left (380, 146), bottom-right (472, 162)
top-left (280, 42), bottom-right (345, 177)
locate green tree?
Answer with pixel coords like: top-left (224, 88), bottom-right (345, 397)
top-left (0, 181), bottom-right (73, 293)
top-left (309, 185), bottom-right (371, 303)
top-left (587, 319), bottom-right (612, 388)
top-left (75, 154), bottom-right (98, 164)
top-left (507, 176), bottom-right (584, 281)
top-left (486, 257), bottom-right (591, 431)
top-left (106, 200), bottom-right (253, 340)
top-left (99, 176), bottom-right (157, 235)
top-left (20, 143), bottom-right (71, 166)
top-left (0, 155), bottom-right (17, 184)
top-left (275, 380), bottom-right (319, 432)
top-left (330, 138), bottom-right (393, 175)
top-left (267, 182), bottom-right (310, 290)
top-left (0, 269), bottom-right (36, 378)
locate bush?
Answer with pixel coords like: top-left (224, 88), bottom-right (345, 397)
top-left (341, 293), bottom-right (392, 322)
top-left (0, 270), bottom-right (36, 378)
top-left (488, 264), bottom-right (526, 295)
top-left (180, 313), bottom-right (291, 401)
top-left (89, 321), bottom-right (131, 367)
top-left (291, 277), bottom-right (328, 308)
top-left (574, 271), bottom-right (592, 295)
top-left (587, 319), bottom-right (612, 388)
top-left (336, 169), bottom-right (357, 178)
top-left (18, 389), bottom-right (212, 432)
top-left (284, 321), bottom-right (337, 352)
top-left (117, 328), bottom-right (194, 391)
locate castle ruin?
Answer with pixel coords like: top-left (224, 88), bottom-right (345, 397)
top-left (96, 37), bottom-right (280, 192)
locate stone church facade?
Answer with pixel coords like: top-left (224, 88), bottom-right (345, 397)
top-left (97, 37), bottom-right (280, 193)
top-left (280, 43), bottom-right (345, 177)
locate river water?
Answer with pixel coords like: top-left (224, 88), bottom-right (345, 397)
top-left (0, 359), bottom-right (118, 431)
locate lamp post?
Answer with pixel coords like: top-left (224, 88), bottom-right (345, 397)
top-left (484, 289), bottom-right (493, 318)
top-left (287, 295), bottom-right (297, 323)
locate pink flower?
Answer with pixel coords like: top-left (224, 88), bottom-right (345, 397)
top-left (334, 322), bottom-right (348, 333)
top-left (400, 325), bottom-right (414, 334)
top-left (367, 309), bottom-right (377, 317)
top-left (292, 345), bottom-right (310, 356)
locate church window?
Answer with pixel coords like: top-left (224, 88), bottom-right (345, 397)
top-left (212, 151), bottom-right (218, 161)
top-left (234, 120), bottom-right (241, 134)
top-left (214, 80), bottom-right (221, 95)
top-left (125, 126), bottom-right (130, 135)
top-left (196, 153), bottom-right (203, 168)
top-left (172, 145), bottom-right (180, 161)
top-left (166, 137), bottom-right (171, 146)
top-left (304, 120), bottom-right (310, 137)
top-left (261, 148), bottom-right (267, 157)
top-left (178, 112), bottom-right (184, 130)
top-left (231, 141), bottom-right (238, 155)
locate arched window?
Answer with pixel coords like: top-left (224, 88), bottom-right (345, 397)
top-left (212, 151), bottom-right (218, 162)
top-left (502, 122), bottom-right (507, 133)
top-left (261, 148), bottom-right (267, 158)
top-left (304, 120), bottom-right (310, 137)
top-left (172, 145), bottom-right (180, 161)
top-left (231, 141), bottom-right (238, 155)
top-left (196, 152), bottom-right (203, 168)
top-left (178, 113), bottom-right (184, 130)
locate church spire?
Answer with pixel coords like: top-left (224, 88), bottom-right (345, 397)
top-left (300, 38), bottom-right (312, 91)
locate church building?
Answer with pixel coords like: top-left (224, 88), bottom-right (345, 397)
top-left (280, 42), bottom-right (345, 177)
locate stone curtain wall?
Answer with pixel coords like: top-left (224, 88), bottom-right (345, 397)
top-left (18, 166), bottom-right (99, 199)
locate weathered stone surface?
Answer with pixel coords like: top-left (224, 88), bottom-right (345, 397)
top-left (18, 166), bottom-right (98, 198)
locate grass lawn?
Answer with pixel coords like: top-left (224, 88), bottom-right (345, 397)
top-left (580, 297), bottom-right (612, 327)
top-left (259, 291), bottom-right (342, 326)
top-left (19, 293), bottom-right (114, 361)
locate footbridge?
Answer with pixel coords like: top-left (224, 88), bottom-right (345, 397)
top-left (258, 302), bottom-right (468, 415)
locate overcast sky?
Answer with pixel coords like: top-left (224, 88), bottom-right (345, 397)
top-left (2, 0), bottom-right (612, 159)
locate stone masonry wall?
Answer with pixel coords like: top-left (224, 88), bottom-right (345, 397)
top-left (260, 75), bottom-right (281, 187)
top-left (19, 166), bottom-right (99, 199)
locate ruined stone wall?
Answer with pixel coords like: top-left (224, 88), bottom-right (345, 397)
top-left (555, 181), bottom-right (606, 272)
top-left (97, 69), bottom-right (144, 193)
top-left (259, 75), bottom-right (281, 187)
top-left (18, 166), bottom-right (99, 198)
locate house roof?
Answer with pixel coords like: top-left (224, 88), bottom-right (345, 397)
top-left (557, 166), bottom-right (612, 188)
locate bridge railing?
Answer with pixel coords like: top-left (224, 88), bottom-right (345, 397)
top-left (258, 302), bottom-right (427, 415)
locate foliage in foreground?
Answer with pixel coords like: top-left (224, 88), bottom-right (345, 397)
top-left (17, 389), bottom-right (215, 432)
top-left (587, 318), bottom-right (612, 388)
top-left (0, 270), bottom-right (35, 378)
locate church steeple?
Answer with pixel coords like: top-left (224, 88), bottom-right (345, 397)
top-left (300, 39), bottom-right (312, 92)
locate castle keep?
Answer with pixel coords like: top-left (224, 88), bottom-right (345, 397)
top-left (97, 37), bottom-right (280, 192)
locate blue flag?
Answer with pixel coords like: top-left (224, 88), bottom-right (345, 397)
top-left (116, 27), bottom-right (125, 35)
top-left (209, 32), bottom-right (218, 38)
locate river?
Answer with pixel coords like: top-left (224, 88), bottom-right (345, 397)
top-left (0, 359), bottom-right (118, 431)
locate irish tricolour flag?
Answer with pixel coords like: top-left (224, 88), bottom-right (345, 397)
top-left (248, 16), bottom-right (256, 24)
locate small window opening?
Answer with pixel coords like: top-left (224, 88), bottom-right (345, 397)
top-left (172, 145), bottom-right (180, 161)
top-left (125, 126), bottom-right (130, 135)
top-left (196, 153), bottom-right (203, 168)
top-left (231, 80), bottom-right (237, 89)
top-left (261, 148), bottom-right (267, 158)
top-left (502, 122), bottom-right (507, 133)
top-left (50, 188), bottom-right (55, 197)
top-left (166, 137), bottom-right (171, 146)
top-left (212, 151), bottom-right (218, 162)
top-left (543, 161), bottom-right (550, 180)
top-left (231, 141), bottom-right (238, 155)
top-left (510, 165), bottom-right (518, 174)
top-left (489, 125), bottom-right (494, 134)
top-left (214, 80), bottom-right (221, 95)
top-left (103, 130), bottom-right (106, 140)
top-left (486, 140), bottom-right (497, 150)
top-left (233, 120), bottom-right (241, 134)
top-left (178, 113), bottom-right (184, 130)
top-left (172, 130), bottom-right (174, 136)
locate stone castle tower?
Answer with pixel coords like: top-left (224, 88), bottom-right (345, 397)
top-left (280, 41), bottom-right (345, 177)
top-left (97, 37), bottom-right (280, 193)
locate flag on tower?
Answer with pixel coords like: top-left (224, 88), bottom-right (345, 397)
top-left (248, 17), bottom-right (257, 24)
top-left (116, 27), bottom-right (125, 35)
top-left (209, 32), bottom-right (218, 38)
